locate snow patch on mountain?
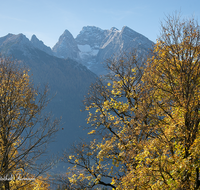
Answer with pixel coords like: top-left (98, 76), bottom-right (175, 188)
top-left (78, 44), bottom-right (99, 59)
top-left (78, 44), bottom-right (92, 52)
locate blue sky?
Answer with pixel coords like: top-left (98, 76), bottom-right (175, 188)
top-left (0, 0), bottom-right (199, 48)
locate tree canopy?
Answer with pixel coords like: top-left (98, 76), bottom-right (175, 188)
top-left (0, 56), bottom-right (59, 190)
top-left (64, 14), bottom-right (200, 190)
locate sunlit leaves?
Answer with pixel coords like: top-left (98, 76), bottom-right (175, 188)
top-left (138, 14), bottom-right (200, 189)
top-left (65, 15), bottom-right (200, 190)
top-left (0, 57), bottom-right (58, 189)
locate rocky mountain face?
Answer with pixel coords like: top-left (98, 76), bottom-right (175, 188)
top-left (0, 33), bottom-right (32, 56)
top-left (31, 34), bottom-right (54, 56)
top-left (52, 30), bottom-right (80, 60)
top-left (52, 26), bottom-right (154, 75)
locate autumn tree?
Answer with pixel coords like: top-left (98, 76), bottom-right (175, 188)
top-left (0, 56), bottom-right (59, 190)
top-left (132, 14), bottom-right (200, 190)
top-left (64, 14), bottom-right (200, 190)
top-left (64, 51), bottom-right (147, 189)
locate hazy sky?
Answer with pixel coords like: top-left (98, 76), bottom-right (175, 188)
top-left (0, 0), bottom-right (199, 48)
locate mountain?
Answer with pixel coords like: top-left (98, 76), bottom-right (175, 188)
top-left (0, 33), bottom-right (32, 56)
top-left (0, 33), bottom-right (97, 172)
top-left (53, 26), bottom-right (154, 75)
top-left (52, 29), bottom-right (80, 60)
top-left (31, 34), bottom-right (54, 56)
top-left (97, 26), bottom-right (153, 63)
top-left (76, 26), bottom-right (106, 48)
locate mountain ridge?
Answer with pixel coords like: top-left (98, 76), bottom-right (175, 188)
top-left (0, 25), bottom-right (153, 76)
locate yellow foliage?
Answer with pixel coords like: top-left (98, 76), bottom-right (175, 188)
top-left (88, 130), bottom-right (96, 135)
top-left (66, 15), bottom-right (200, 190)
top-left (0, 56), bottom-right (58, 189)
